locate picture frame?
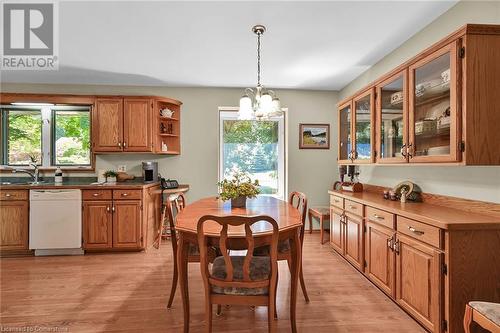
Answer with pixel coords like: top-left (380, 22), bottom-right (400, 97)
top-left (299, 123), bottom-right (330, 149)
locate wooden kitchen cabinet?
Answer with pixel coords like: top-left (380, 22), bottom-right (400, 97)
top-left (337, 24), bottom-right (500, 165)
top-left (344, 213), bottom-right (364, 270)
top-left (82, 189), bottom-right (143, 251)
top-left (408, 42), bottom-right (459, 163)
top-left (112, 200), bottom-right (142, 248)
top-left (329, 198), bottom-right (364, 273)
top-left (93, 97), bottom-right (153, 153)
top-left (395, 233), bottom-right (443, 332)
top-left (365, 221), bottom-right (395, 297)
top-left (0, 200), bottom-right (29, 251)
top-left (82, 201), bottom-right (113, 249)
top-left (123, 99), bottom-right (152, 152)
top-left (329, 207), bottom-right (344, 254)
top-left (94, 98), bottom-right (123, 152)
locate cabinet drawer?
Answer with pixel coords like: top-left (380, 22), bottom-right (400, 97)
top-left (113, 189), bottom-right (142, 200)
top-left (330, 195), bottom-right (344, 209)
top-left (0, 190), bottom-right (28, 201)
top-left (82, 190), bottom-right (112, 200)
top-left (345, 199), bottom-right (363, 216)
top-left (365, 206), bottom-right (394, 229)
top-left (397, 216), bottom-right (442, 249)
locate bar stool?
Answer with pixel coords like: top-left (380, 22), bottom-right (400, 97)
top-left (308, 207), bottom-right (330, 244)
top-left (464, 301), bottom-right (500, 333)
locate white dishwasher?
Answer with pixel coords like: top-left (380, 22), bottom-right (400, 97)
top-left (30, 189), bottom-right (83, 256)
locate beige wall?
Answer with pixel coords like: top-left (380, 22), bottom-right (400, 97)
top-left (338, 1), bottom-right (500, 203)
top-left (1, 83), bottom-right (339, 222)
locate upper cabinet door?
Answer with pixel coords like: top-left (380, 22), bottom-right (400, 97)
top-left (123, 99), bottom-right (152, 152)
top-left (353, 89), bottom-right (375, 163)
top-left (408, 42), bottom-right (460, 163)
top-left (338, 101), bottom-right (353, 164)
top-left (376, 70), bottom-right (408, 163)
top-left (94, 98), bottom-right (123, 152)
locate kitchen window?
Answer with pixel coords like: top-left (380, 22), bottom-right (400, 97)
top-left (1, 105), bottom-right (91, 168)
top-left (219, 109), bottom-right (286, 199)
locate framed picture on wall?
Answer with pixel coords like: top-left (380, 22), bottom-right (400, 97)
top-left (299, 123), bottom-right (330, 149)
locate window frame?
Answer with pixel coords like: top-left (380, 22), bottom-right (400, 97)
top-left (0, 105), bottom-right (93, 171)
top-left (218, 108), bottom-right (287, 200)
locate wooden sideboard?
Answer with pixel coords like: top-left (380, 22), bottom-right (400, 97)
top-left (328, 187), bottom-right (500, 333)
top-left (337, 24), bottom-right (500, 165)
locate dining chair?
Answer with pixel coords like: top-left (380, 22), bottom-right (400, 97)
top-left (254, 192), bottom-right (310, 303)
top-left (197, 214), bottom-right (280, 333)
top-left (464, 301), bottom-right (500, 333)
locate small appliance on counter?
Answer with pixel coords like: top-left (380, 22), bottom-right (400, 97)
top-left (142, 161), bottom-right (158, 183)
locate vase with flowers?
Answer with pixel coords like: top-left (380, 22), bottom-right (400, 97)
top-left (217, 172), bottom-right (260, 208)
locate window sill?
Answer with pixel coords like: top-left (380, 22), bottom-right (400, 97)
top-left (0, 166), bottom-right (94, 173)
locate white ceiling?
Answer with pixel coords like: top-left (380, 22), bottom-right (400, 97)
top-left (1, 1), bottom-right (458, 90)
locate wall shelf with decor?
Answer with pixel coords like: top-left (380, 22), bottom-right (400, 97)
top-left (337, 23), bottom-right (500, 166)
top-left (154, 97), bottom-right (182, 155)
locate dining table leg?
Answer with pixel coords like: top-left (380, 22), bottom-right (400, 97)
top-left (290, 229), bottom-right (301, 333)
top-left (177, 232), bottom-right (190, 333)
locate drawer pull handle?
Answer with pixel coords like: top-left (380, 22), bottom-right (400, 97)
top-left (112, 206), bottom-right (115, 212)
top-left (393, 239), bottom-right (400, 254)
top-left (106, 206), bottom-right (110, 212)
top-left (5, 193), bottom-right (12, 197)
top-left (408, 226), bottom-right (424, 235)
top-left (121, 193), bottom-right (129, 197)
top-left (349, 205), bottom-right (357, 209)
top-left (334, 199), bottom-right (339, 203)
top-left (93, 193), bottom-right (101, 197)
top-left (387, 236), bottom-right (394, 250)
top-left (373, 214), bottom-right (384, 220)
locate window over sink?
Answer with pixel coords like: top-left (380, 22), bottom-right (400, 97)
top-left (1, 105), bottom-right (91, 168)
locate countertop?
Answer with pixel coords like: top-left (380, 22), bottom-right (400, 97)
top-left (0, 177), bottom-right (159, 190)
top-left (328, 190), bottom-right (500, 230)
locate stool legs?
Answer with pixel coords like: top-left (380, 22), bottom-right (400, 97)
top-left (320, 216), bottom-right (324, 244)
top-left (308, 211), bottom-right (313, 234)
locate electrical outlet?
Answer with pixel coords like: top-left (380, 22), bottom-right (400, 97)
top-left (117, 165), bottom-right (127, 172)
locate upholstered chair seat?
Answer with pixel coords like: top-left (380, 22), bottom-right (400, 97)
top-left (469, 301), bottom-right (500, 324)
top-left (211, 256), bottom-right (271, 296)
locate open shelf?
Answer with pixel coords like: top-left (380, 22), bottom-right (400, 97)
top-left (158, 116), bottom-right (179, 121)
top-left (159, 133), bottom-right (179, 137)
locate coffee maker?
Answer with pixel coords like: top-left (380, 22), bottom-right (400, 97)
top-left (142, 162), bottom-right (158, 183)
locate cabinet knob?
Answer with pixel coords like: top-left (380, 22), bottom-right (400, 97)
top-left (123, 142), bottom-right (127, 148)
top-left (106, 206), bottom-right (110, 212)
top-left (118, 142), bottom-right (122, 148)
top-left (112, 206), bottom-right (115, 212)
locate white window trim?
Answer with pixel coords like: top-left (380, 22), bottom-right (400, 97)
top-left (218, 107), bottom-right (288, 200)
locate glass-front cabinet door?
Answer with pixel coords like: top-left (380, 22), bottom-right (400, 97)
top-left (338, 101), bottom-right (353, 164)
top-left (408, 42), bottom-right (459, 163)
top-left (352, 89), bottom-right (374, 163)
top-left (376, 70), bottom-right (408, 163)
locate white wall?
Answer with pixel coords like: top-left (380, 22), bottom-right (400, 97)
top-left (1, 83), bottom-right (339, 217)
top-left (338, 1), bottom-right (500, 203)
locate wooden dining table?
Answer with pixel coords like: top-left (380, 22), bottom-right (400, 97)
top-left (175, 196), bottom-right (303, 333)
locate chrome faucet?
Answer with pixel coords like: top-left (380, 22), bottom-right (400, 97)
top-left (12, 162), bottom-right (41, 183)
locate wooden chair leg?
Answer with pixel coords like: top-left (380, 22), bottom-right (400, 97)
top-left (274, 268), bottom-right (279, 319)
top-left (319, 216), bottom-right (324, 244)
top-left (463, 304), bottom-right (473, 333)
top-left (216, 304), bottom-right (222, 316)
top-left (205, 301), bottom-right (213, 333)
top-left (299, 262), bottom-right (310, 303)
top-left (167, 248), bottom-right (178, 308)
top-left (308, 212), bottom-right (313, 234)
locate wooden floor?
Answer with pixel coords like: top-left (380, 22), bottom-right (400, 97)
top-left (0, 234), bottom-right (426, 333)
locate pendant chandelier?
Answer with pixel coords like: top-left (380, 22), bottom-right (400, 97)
top-left (238, 25), bottom-right (282, 120)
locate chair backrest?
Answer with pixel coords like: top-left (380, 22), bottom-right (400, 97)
top-left (164, 192), bottom-right (187, 240)
top-left (289, 191), bottom-right (308, 241)
top-left (197, 215), bottom-right (279, 291)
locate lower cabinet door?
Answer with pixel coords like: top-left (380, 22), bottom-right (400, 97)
top-left (330, 208), bottom-right (344, 254)
top-left (395, 233), bottom-right (443, 332)
top-left (0, 201), bottom-right (29, 250)
top-left (83, 201), bottom-right (113, 249)
top-left (365, 221), bottom-right (395, 297)
top-left (344, 213), bottom-right (364, 271)
top-left (113, 200), bottom-right (142, 248)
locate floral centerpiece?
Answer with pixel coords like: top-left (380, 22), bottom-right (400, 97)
top-left (217, 172), bottom-right (260, 208)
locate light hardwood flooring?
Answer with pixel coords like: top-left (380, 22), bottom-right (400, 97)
top-left (0, 234), bottom-right (426, 332)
